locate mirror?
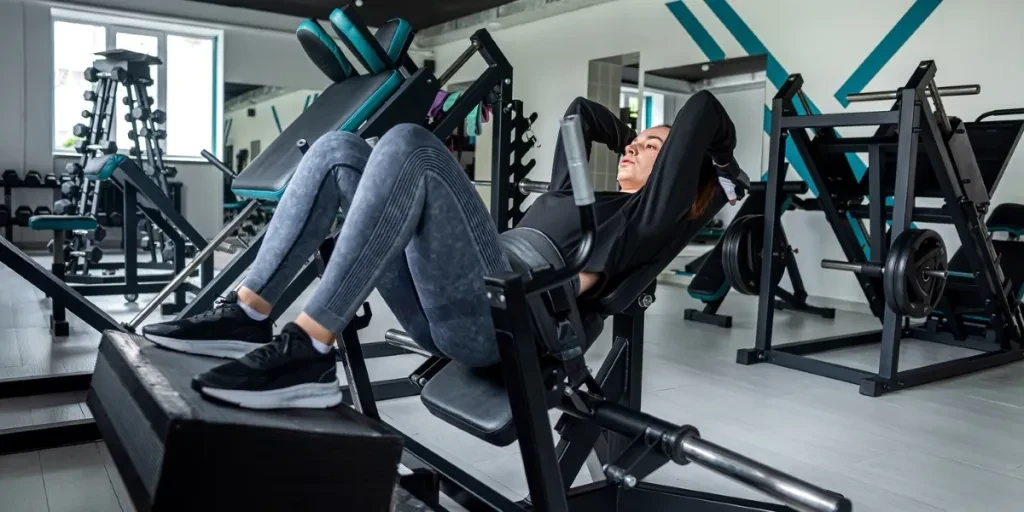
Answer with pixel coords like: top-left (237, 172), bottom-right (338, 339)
top-left (642, 56), bottom-right (767, 272)
top-left (587, 52), bottom-right (640, 192)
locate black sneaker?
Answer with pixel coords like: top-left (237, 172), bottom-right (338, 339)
top-left (142, 291), bottom-right (273, 359)
top-left (191, 322), bottom-right (342, 410)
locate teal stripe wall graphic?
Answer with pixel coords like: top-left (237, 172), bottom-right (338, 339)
top-left (834, 0), bottom-right (943, 107)
top-left (665, 1), bottom-right (725, 62)
top-left (303, 95), bottom-right (312, 111)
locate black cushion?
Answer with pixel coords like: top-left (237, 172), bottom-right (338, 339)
top-left (374, 19), bottom-right (414, 65)
top-left (420, 363), bottom-right (517, 446)
top-left (987, 203), bottom-right (1024, 235)
top-left (330, 6), bottom-right (395, 74)
top-left (230, 71), bottom-right (402, 200)
top-left (296, 19), bottom-right (355, 82)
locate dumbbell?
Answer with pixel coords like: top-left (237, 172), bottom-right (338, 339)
top-left (23, 171), bottom-right (43, 186)
top-left (84, 66), bottom-right (126, 83)
top-left (54, 199), bottom-right (75, 215)
top-left (0, 205), bottom-right (9, 226)
top-left (163, 166), bottom-right (178, 178)
top-left (71, 245), bottom-right (103, 263)
top-left (34, 206), bottom-right (52, 216)
top-left (3, 169), bottom-right (21, 185)
top-left (81, 110), bottom-right (94, 119)
top-left (162, 241), bottom-right (175, 262)
top-left (72, 124), bottom-right (91, 138)
top-left (87, 225), bottom-right (107, 243)
top-left (84, 90), bottom-right (97, 102)
top-left (152, 110), bottom-right (166, 124)
top-left (61, 181), bottom-right (81, 198)
top-left (129, 147), bottom-right (142, 157)
top-left (108, 212), bottom-right (123, 227)
top-left (140, 235), bottom-right (151, 251)
top-left (65, 162), bottom-right (83, 177)
top-left (74, 140), bottom-right (117, 154)
top-left (127, 130), bottom-right (138, 140)
top-left (14, 206), bottom-right (33, 226)
top-left (95, 212), bottom-right (109, 226)
top-left (139, 127), bottom-right (167, 140)
top-left (44, 174), bottom-right (58, 187)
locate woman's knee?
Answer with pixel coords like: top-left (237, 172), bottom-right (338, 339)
top-left (368, 123), bottom-right (455, 178)
top-left (296, 131), bottom-right (371, 179)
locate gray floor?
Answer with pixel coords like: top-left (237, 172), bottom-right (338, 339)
top-left (3, 254), bottom-right (1024, 512)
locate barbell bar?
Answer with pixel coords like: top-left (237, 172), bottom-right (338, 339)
top-left (819, 260), bottom-right (958, 280)
top-left (846, 84), bottom-right (980, 103)
top-left (473, 178), bottom-right (550, 196)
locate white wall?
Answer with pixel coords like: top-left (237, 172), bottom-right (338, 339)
top-left (0, 0), bottom-right (334, 240)
top-left (431, 0), bottom-right (1024, 303)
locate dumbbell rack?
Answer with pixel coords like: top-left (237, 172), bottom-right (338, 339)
top-left (64, 50), bottom-right (178, 283)
top-left (2, 180), bottom-right (61, 241)
top-left (506, 100), bottom-right (538, 229)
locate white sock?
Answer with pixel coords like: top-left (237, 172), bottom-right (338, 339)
top-left (311, 336), bottom-right (333, 354)
top-left (237, 301), bottom-right (268, 321)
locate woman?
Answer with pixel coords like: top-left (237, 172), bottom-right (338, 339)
top-left (142, 90), bottom-right (743, 410)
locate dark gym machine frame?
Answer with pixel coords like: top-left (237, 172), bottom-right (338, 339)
top-left (738, 60), bottom-right (1024, 397)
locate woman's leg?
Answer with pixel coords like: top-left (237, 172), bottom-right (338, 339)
top-left (194, 124), bottom-right (510, 409)
top-left (297, 124), bottom-right (511, 367)
top-left (143, 131), bottom-right (440, 360)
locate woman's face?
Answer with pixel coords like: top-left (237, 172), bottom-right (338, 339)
top-left (617, 126), bottom-right (669, 193)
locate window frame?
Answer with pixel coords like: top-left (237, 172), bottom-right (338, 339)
top-left (51, 7), bottom-right (224, 161)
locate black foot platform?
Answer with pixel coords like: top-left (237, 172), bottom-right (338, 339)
top-left (88, 331), bottom-right (406, 512)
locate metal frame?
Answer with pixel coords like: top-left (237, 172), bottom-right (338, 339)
top-left (738, 61), bottom-right (1024, 396)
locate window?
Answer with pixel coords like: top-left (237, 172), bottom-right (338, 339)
top-left (52, 10), bottom-right (221, 159)
top-left (620, 88), bottom-right (666, 130)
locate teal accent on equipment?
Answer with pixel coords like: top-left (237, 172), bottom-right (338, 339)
top-left (339, 72), bottom-right (402, 132)
top-left (224, 201), bottom-right (249, 210)
top-left (330, 8), bottom-right (386, 73)
top-left (691, 281), bottom-right (730, 302)
top-left (989, 226), bottom-right (1024, 236)
top-left (386, 18), bottom-right (412, 63)
top-left (665, 1), bottom-right (725, 61)
top-left (29, 215), bottom-right (98, 231)
top-left (297, 19), bottom-right (355, 78)
top-left (87, 154), bottom-right (127, 181)
top-left (947, 270), bottom-right (975, 279)
top-left (271, 105), bottom-right (283, 134)
top-left (834, 0), bottom-right (943, 107)
top-left (232, 72), bottom-right (403, 201)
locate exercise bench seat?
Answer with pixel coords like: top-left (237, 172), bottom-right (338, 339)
top-left (421, 226), bottom-right (662, 447)
top-left (29, 215), bottom-right (97, 231)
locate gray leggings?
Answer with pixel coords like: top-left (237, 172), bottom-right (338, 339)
top-left (241, 124), bottom-right (511, 367)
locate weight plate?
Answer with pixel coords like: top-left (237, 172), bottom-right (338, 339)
top-left (883, 229), bottom-right (947, 318)
top-left (722, 215), bottom-right (786, 296)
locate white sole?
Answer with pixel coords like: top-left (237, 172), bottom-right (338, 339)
top-left (144, 334), bottom-right (261, 359)
top-left (199, 381), bottom-right (344, 410)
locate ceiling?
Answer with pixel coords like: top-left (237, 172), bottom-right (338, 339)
top-left (192, 0), bottom-right (519, 30)
top-left (647, 55), bottom-right (766, 82)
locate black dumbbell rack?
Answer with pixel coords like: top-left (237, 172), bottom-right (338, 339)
top-left (2, 179), bottom-right (61, 241)
top-left (65, 50), bottom-right (177, 279)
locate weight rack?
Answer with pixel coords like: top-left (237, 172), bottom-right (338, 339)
top-left (738, 60), bottom-right (1024, 397)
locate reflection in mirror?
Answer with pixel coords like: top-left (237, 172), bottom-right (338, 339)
top-left (587, 52), bottom-right (640, 191)
top-left (641, 55), bottom-right (767, 272)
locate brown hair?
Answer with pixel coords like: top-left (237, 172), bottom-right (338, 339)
top-left (689, 165), bottom-right (718, 220)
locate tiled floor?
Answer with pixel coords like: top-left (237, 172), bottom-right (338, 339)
top-left (3, 252), bottom-right (1024, 511)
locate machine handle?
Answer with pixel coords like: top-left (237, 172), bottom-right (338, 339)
top-left (846, 84), bottom-right (979, 103)
top-left (559, 115), bottom-right (595, 206)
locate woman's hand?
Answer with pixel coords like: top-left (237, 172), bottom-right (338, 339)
top-left (579, 272), bottom-right (600, 295)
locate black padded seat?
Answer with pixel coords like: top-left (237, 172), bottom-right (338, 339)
top-left (420, 225), bottom-right (661, 446)
top-left (296, 19), bottom-right (355, 82)
top-left (987, 203), bottom-right (1024, 236)
top-left (230, 70), bottom-right (402, 201)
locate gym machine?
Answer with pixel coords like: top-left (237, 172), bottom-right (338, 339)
top-left (736, 60), bottom-right (1024, 396)
top-left (686, 174), bottom-right (835, 328)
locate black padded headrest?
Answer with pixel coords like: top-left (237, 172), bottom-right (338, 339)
top-left (330, 7), bottom-right (410, 73)
top-left (374, 18), bottom-right (414, 66)
top-left (296, 19), bottom-right (355, 82)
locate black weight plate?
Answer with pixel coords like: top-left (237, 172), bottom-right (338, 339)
top-left (884, 230), bottom-right (947, 318)
top-left (722, 215), bottom-right (786, 296)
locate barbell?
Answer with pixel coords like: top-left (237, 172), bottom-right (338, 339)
top-left (845, 84), bottom-right (980, 103)
top-left (821, 229), bottom-right (958, 318)
top-left (721, 215), bottom-right (788, 296)
top-left (473, 178), bottom-right (550, 196)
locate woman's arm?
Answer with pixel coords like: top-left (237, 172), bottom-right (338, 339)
top-left (634, 91), bottom-right (736, 231)
top-left (550, 97), bottom-right (637, 191)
